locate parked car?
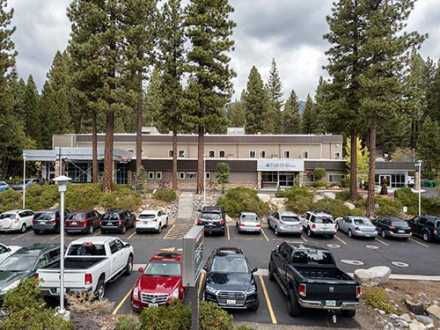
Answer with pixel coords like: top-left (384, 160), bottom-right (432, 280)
top-left (65, 210), bottom-right (101, 235)
top-left (0, 244), bottom-right (60, 297)
top-left (408, 215), bottom-right (440, 242)
top-left (336, 216), bottom-right (377, 239)
top-left (236, 212), bottom-right (261, 234)
top-left (0, 181), bottom-right (10, 192)
top-left (135, 210), bottom-right (168, 234)
top-left (101, 209), bottom-right (135, 234)
top-left (268, 211), bottom-right (303, 236)
top-left (302, 211), bottom-right (336, 238)
top-left (196, 206), bottom-right (226, 236)
top-left (0, 243), bottom-right (21, 264)
top-left (33, 209), bottom-right (69, 234)
top-left (0, 209), bottom-right (34, 233)
top-left (131, 251), bottom-right (184, 311)
top-left (38, 236), bottom-right (134, 300)
top-left (374, 217), bottom-right (412, 239)
top-left (268, 242), bottom-right (361, 317)
top-left (203, 247), bottom-right (258, 311)
top-left (10, 178), bottom-right (40, 192)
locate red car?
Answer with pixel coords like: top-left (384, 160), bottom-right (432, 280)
top-left (131, 252), bottom-right (185, 311)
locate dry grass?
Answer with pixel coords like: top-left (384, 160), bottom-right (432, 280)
top-left (67, 292), bottom-right (113, 314)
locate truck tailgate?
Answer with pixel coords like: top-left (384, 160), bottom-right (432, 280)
top-left (38, 269), bottom-right (88, 289)
top-left (305, 281), bottom-right (357, 301)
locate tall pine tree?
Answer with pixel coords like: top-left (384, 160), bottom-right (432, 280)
top-left (266, 58), bottom-right (283, 133)
top-left (282, 90), bottom-right (301, 134)
top-left (185, 0), bottom-right (236, 194)
top-left (23, 75), bottom-right (41, 146)
top-left (244, 66), bottom-right (269, 134)
top-left (302, 94), bottom-right (316, 134)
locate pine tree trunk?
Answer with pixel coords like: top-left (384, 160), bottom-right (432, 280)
top-left (136, 73), bottom-right (143, 176)
top-left (197, 126), bottom-right (204, 194)
top-left (92, 113), bottom-right (98, 183)
top-left (172, 130), bottom-right (178, 190)
top-left (367, 125), bottom-right (376, 217)
top-left (103, 111), bottom-right (114, 192)
top-left (350, 131), bottom-right (358, 200)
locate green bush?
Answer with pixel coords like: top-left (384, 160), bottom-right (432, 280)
top-left (362, 287), bottom-right (397, 314)
top-left (313, 198), bottom-right (364, 218)
top-left (218, 187), bottom-right (270, 217)
top-left (336, 190), bottom-right (351, 201)
top-left (0, 189), bottom-right (22, 213)
top-left (140, 300), bottom-right (191, 330)
top-left (153, 188), bottom-right (177, 203)
top-left (100, 187), bottom-right (143, 211)
top-left (65, 184), bottom-right (103, 210)
top-left (115, 314), bottom-right (142, 330)
top-left (200, 301), bottom-right (233, 330)
top-left (375, 197), bottom-right (402, 217)
top-left (394, 187), bottom-right (440, 216)
top-left (0, 278), bottom-right (73, 330)
top-left (311, 180), bottom-right (329, 189)
top-left (313, 168), bottom-right (327, 181)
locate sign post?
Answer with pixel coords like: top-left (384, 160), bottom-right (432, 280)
top-left (183, 226), bottom-right (204, 330)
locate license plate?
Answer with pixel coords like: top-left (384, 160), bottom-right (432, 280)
top-left (71, 221), bottom-right (78, 225)
top-left (398, 230), bottom-right (405, 233)
top-left (39, 221), bottom-right (45, 225)
top-left (325, 300), bottom-right (337, 307)
top-left (226, 299), bottom-right (236, 305)
top-left (148, 303), bottom-right (158, 308)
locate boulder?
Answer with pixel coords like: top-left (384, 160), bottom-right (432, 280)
top-left (409, 320), bottom-right (426, 330)
top-left (257, 193), bottom-right (271, 203)
top-left (400, 313), bottom-right (412, 323)
top-left (415, 315), bottom-right (434, 327)
top-left (313, 194), bottom-right (324, 203)
top-left (353, 266), bottom-right (391, 287)
top-left (323, 192), bottom-right (336, 199)
top-left (427, 304), bottom-right (440, 321)
top-left (271, 197), bottom-right (288, 211)
top-left (406, 295), bottom-right (428, 315)
top-left (344, 201), bottom-right (356, 210)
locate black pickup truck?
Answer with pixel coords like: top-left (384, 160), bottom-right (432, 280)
top-left (268, 242), bottom-right (361, 317)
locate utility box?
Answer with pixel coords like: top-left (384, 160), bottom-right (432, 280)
top-left (182, 226), bottom-right (204, 287)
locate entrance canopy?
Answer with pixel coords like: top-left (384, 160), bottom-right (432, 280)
top-left (257, 159), bottom-right (304, 172)
top-left (23, 148), bottom-right (133, 162)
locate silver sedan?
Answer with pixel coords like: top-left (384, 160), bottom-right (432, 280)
top-left (268, 211), bottom-right (303, 236)
top-left (336, 216), bottom-right (377, 239)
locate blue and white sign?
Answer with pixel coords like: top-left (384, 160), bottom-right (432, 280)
top-left (257, 159), bottom-right (304, 172)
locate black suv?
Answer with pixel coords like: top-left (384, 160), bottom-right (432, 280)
top-left (101, 209), bottom-right (135, 234)
top-left (374, 216), bottom-right (412, 239)
top-left (203, 247), bottom-right (258, 311)
top-left (197, 206), bottom-right (226, 235)
top-left (409, 216), bottom-right (440, 242)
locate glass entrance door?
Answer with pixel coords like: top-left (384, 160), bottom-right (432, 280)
top-left (279, 173), bottom-right (294, 187)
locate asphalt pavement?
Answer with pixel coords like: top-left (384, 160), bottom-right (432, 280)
top-left (1, 222), bottom-right (439, 327)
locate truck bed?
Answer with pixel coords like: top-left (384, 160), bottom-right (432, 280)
top-left (295, 266), bottom-right (352, 281)
top-left (42, 257), bottom-right (106, 270)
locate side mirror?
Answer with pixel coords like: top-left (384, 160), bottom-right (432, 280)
top-left (138, 267), bottom-right (144, 273)
top-left (124, 242), bottom-right (131, 248)
top-left (251, 268), bottom-right (258, 273)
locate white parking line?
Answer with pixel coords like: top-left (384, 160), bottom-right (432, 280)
top-left (226, 223), bottom-right (230, 241)
top-left (11, 231), bottom-right (32, 241)
top-left (375, 237), bottom-right (390, 246)
top-left (334, 235), bottom-right (347, 245)
top-left (261, 228), bottom-right (269, 242)
top-left (162, 224), bottom-right (175, 239)
top-left (410, 238), bottom-right (429, 248)
top-left (127, 231), bottom-right (136, 240)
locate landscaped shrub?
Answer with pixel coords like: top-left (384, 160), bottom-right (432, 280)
top-left (336, 190), bottom-right (351, 201)
top-left (100, 187), bottom-right (143, 211)
top-left (362, 287), bottom-right (397, 314)
top-left (153, 188), bottom-right (177, 203)
top-left (65, 184), bottom-right (103, 210)
top-left (394, 187), bottom-right (440, 216)
top-left (218, 187), bottom-right (270, 217)
top-left (313, 198), bottom-right (364, 218)
top-left (313, 168), bottom-right (327, 181)
top-left (0, 278), bottom-right (73, 330)
top-left (375, 197), bottom-right (402, 217)
top-left (276, 186), bottom-right (312, 200)
top-left (26, 184), bottom-right (59, 211)
top-left (0, 189), bottom-right (22, 213)
top-left (200, 301), bottom-right (234, 330)
top-left (115, 315), bottom-right (142, 330)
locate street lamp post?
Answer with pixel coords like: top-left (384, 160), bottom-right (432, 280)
top-left (416, 160), bottom-right (423, 217)
top-left (53, 175), bottom-right (71, 320)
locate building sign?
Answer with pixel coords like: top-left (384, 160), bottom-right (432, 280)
top-left (257, 159), bottom-right (304, 172)
top-left (182, 226), bottom-right (204, 287)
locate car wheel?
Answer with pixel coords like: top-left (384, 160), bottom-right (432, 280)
top-left (342, 309), bottom-right (356, 318)
top-left (124, 255), bottom-right (133, 276)
top-left (249, 299), bottom-right (259, 311)
top-left (94, 277), bottom-right (105, 300)
top-left (34, 230), bottom-right (40, 235)
top-left (20, 224), bottom-right (26, 233)
top-left (274, 227), bottom-right (279, 236)
top-left (381, 230), bottom-right (387, 239)
top-left (165, 218), bottom-right (169, 227)
top-left (348, 230), bottom-right (353, 238)
top-left (268, 263), bottom-right (275, 281)
top-left (158, 224), bottom-right (162, 234)
top-left (423, 231), bottom-right (431, 242)
top-left (287, 291), bottom-right (302, 317)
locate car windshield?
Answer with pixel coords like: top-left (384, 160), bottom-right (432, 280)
top-left (211, 256), bottom-right (249, 273)
top-left (0, 181), bottom-right (7, 186)
top-left (139, 214), bottom-right (156, 219)
top-left (67, 213), bottom-right (85, 221)
top-left (281, 216), bottom-right (300, 222)
top-left (0, 254), bottom-right (37, 271)
top-left (103, 213), bottom-right (119, 220)
top-left (391, 220), bottom-right (409, 227)
top-left (200, 212), bottom-right (221, 220)
top-left (353, 218), bottom-right (371, 225)
top-left (67, 243), bottom-right (106, 256)
top-left (35, 212), bottom-right (55, 221)
top-left (144, 262), bottom-right (181, 276)
top-left (0, 214), bottom-right (15, 220)
top-left (241, 214), bottom-right (258, 222)
top-left (312, 217), bottom-right (333, 224)
top-left (292, 250), bottom-right (335, 265)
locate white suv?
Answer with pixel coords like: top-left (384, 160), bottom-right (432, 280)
top-left (302, 211), bottom-right (336, 238)
top-left (0, 209), bottom-right (34, 233)
top-left (135, 210), bottom-right (168, 234)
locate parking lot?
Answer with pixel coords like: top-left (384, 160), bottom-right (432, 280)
top-left (1, 221), bottom-right (439, 327)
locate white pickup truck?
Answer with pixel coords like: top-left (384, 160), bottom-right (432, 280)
top-left (37, 236), bottom-right (134, 299)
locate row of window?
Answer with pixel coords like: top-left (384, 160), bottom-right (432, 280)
top-left (167, 150), bottom-right (341, 159)
top-left (147, 171), bottom-right (211, 181)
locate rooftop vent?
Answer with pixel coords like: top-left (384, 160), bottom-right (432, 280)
top-left (227, 127), bottom-right (245, 135)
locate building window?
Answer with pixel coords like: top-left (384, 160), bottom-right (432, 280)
top-left (249, 150), bottom-right (256, 158)
top-left (209, 151), bottom-right (215, 158)
top-left (219, 151), bottom-right (225, 158)
top-left (155, 172), bottom-right (162, 180)
top-left (260, 151), bottom-right (266, 158)
top-left (179, 150), bottom-right (185, 158)
top-left (179, 172), bottom-right (185, 180)
top-left (284, 151), bottom-right (290, 159)
top-left (148, 172), bottom-right (155, 180)
top-left (304, 152), bottom-right (308, 159)
top-left (169, 150), bottom-right (173, 157)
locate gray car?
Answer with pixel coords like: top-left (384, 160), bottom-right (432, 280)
top-left (268, 211), bottom-right (303, 236)
top-left (336, 216), bottom-right (377, 239)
